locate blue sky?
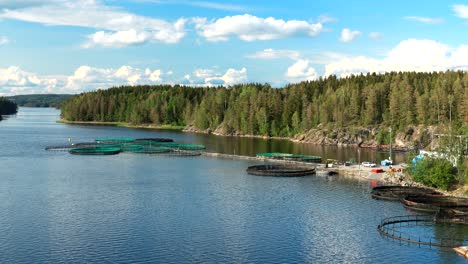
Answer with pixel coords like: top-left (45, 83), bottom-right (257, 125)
top-left (0, 0), bottom-right (467, 95)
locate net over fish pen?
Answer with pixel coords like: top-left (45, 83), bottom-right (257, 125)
top-left (135, 138), bottom-right (173, 142)
top-left (47, 137), bottom-right (205, 157)
top-left (95, 137), bottom-right (135, 144)
top-left (69, 146), bottom-right (121, 155)
top-left (155, 142), bottom-right (206, 151)
top-left (371, 186), bottom-right (442, 201)
top-left (246, 164), bottom-right (316, 177)
top-left (402, 195), bottom-right (468, 213)
top-left (256, 153), bottom-right (322, 163)
top-left (131, 146), bottom-right (172, 154)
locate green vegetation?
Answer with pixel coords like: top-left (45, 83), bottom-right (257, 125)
top-left (61, 71), bottom-right (467, 138)
top-left (409, 157), bottom-right (457, 190)
top-left (8, 94), bottom-right (73, 108)
top-left (0, 97), bottom-right (18, 120)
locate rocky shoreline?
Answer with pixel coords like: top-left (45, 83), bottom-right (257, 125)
top-left (60, 119), bottom-right (439, 151)
top-left (184, 124), bottom-right (439, 151)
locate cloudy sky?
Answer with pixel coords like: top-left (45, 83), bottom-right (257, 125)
top-left (0, 0), bottom-right (467, 95)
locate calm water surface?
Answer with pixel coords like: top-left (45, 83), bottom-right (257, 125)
top-left (0, 108), bottom-right (465, 263)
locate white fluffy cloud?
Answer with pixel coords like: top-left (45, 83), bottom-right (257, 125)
top-left (193, 14), bottom-right (325, 42)
top-left (0, 36), bottom-right (9, 45)
top-left (246, 48), bottom-right (300, 60)
top-left (0, 65), bottom-right (249, 95)
top-left (369, 32), bottom-right (382, 40)
top-left (403, 16), bottom-right (443, 24)
top-left (339, 28), bottom-right (361, 43)
top-left (325, 39), bottom-right (468, 77)
top-left (0, 0), bottom-right (186, 47)
top-left (186, 67), bottom-right (247, 86)
top-left (453, 4), bottom-right (468, 18)
top-left (66, 65), bottom-right (166, 91)
top-left (0, 66), bottom-right (59, 95)
top-left (286, 59), bottom-right (318, 82)
top-left (0, 65), bottom-right (170, 95)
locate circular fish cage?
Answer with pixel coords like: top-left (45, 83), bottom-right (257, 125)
top-left (377, 215), bottom-right (468, 248)
top-left (45, 142), bottom-right (98, 151)
top-left (371, 186), bottom-right (442, 201)
top-left (256, 152), bottom-right (293, 159)
top-left (69, 146), bottom-right (121, 155)
top-left (95, 137), bottom-right (135, 144)
top-left (119, 144), bottom-right (145, 152)
top-left (156, 143), bottom-right (206, 151)
top-left (246, 164), bottom-right (316, 177)
top-left (402, 195), bottom-right (468, 213)
top-left (135, 138), bottom-right (173, 142)
top-left (160, 150), bottom-right (202, 156)
top-left (132, 146), bottom-right (172, 154)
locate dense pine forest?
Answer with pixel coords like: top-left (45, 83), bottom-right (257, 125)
top-left (0, 97), bottom-right (18, 121)
top-left (8, 94), bottom-right (73, 108)
top-left (61, 71), bottom-right (468, 138)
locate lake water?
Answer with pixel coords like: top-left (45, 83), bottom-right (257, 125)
top-left (0, 107), bottom-right (465, 263)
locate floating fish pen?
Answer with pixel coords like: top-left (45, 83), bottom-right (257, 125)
top-left (69, 146), bottom-right (121, 155)
top-left (45, 142), bottom-right (98, 151)
top-left (256, 152), bottom-right (322, 163)
top-left (371, 186), bottom-right (442, 201)
top-left (135, 138), bottom-right (173, 142)
top-left (156, 142), bottom-right (206, 151)
top-left (160, 150), bottom-right (202, 157)
top-left (246, 164), bottom-right (316, 177)
top-left (119, 144), bottom-right (144, 152)
top-left (131, 146), bottom-right (172, 154)
top-left (95, 137), bottom-right (135, 144)
top-left (402, 195), bottom-right (468, 213)
top-left (46, 137), bottom-right (205, 157)
top-left (377, 215), bottom-right (468, 248)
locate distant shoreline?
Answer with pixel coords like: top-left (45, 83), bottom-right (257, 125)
top-left (57, 119), bottom-right (185, 130)
top-left (58, 119), bottom-right (410, 152)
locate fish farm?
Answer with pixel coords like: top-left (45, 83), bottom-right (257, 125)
top-left (246, 164), bottom-right (316, 177)
top-left (371, 186), bottom-right (442, 201)
top-left (372, 185), bottom-right (468, 251)
top-left (46, 137), bottom-right (205, 156)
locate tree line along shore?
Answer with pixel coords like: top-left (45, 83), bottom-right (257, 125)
top-left (0, 97), bottom-right (18, 121)
top-left (60, 71), bottom-right (467, 149)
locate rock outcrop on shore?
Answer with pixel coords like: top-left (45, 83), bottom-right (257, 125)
top-left (184, 124), bottom-right (438, 150)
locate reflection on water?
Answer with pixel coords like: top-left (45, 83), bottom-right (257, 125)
top-left (0, 108), bottom-right (463, 263)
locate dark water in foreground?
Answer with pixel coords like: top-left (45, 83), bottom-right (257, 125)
top-left (0, 108), bottom-right (465, 263)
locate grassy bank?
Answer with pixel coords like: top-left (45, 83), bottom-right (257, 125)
top-left (57, 119), bottom-right (185, 130)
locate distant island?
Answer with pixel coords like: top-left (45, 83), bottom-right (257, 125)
top-left (8, 94), bottom-right (73, 108)
top-left (60, 71), bottom-right (467, 150)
